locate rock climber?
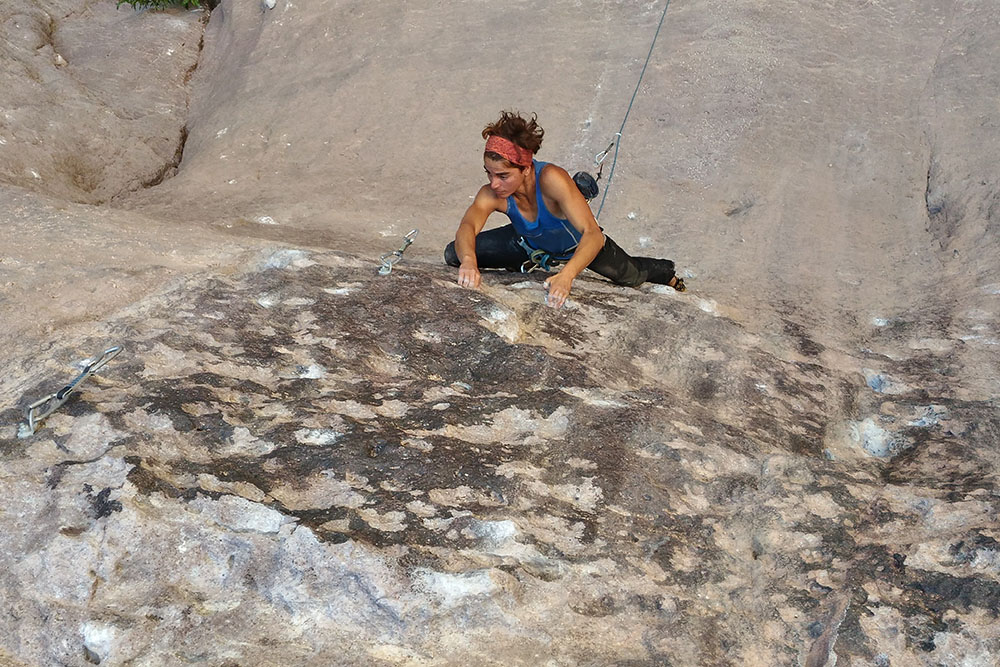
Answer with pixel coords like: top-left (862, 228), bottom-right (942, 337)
top-left (444, 110), bottom-right (685, 309)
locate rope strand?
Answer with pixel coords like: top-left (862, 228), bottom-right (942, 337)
top-left (595, 0), bottom-right (673, 221)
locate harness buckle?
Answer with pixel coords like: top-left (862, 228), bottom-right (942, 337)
top-left (517, 238), bottom-right (561, 273)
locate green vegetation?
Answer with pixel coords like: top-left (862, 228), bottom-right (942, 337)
top-left (116, 0), bottom-right (202, 10)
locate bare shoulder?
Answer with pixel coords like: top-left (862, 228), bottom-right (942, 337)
top-left (473, 183), bottom-right (506, 212)
top-left (539, 162), bottom-right (576, 193)
top-left (538, 162), bottom-right (576, 197)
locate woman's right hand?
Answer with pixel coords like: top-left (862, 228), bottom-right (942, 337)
top-left (457, 262), bottom-right (481, 289)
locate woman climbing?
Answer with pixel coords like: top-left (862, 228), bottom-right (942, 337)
top-left (444, 111), bottom-right (685, 309)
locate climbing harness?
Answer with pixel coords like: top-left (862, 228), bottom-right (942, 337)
top-left (378, 229), bottom-right (419, 275)
top-left (593, 0), bottom-right (673, 220)
top-left (22, 345), bottom-right (123, 436)
top-left (516, 237), bottom-right (563, 273)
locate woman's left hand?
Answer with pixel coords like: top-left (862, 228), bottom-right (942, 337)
top-left (543, 272), bottom-right (574, 309)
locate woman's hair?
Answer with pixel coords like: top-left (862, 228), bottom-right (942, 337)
top-left (482, 111), bottom-right (544, 166)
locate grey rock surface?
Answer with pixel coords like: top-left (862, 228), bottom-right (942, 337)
top-left (1, 0), bottom-right (998, 665)
top-left (2, 251), bottom-right (998, 665)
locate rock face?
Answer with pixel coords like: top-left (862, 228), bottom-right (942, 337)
top-left (0, 0), bottom-right (204, 203)
top-left (1, 0), bottom-right (999, 665)
top-left (2, 250), bottom-right (998, 665)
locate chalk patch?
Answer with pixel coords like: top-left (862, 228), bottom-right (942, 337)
top-left (414, 569), bottom-right (495, 607)
top-left (191, 495), bottom-right (287, 533)
top-left (323, 282), bottom-right (362, 296)
top-left (463, 519), bottom-right (518, 544)
top-left (907, 406), bottom-right (946, 428)
top-left (862, 369), bottom-right (909, 395)
top-left (696, 297), bottom-right (720, 314)
top-left (81, 623), bottom-right (115, 664)
top-left (262, 248), bottom-right (313, 270)
top-left (850, 418), bottom-right (898, 458)
top-left (479, 304), bottom-right (520, 343)
top-left (296, 364), bottom-right (326, 379)
top-left (255, 216), bottom-right (278, 225)
top-left (294, 428), bottom-right (341, 446)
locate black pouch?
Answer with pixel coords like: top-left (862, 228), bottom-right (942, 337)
top-left (573, 171), bottom-right (600, 200)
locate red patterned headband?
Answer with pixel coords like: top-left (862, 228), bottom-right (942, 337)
top-left (485, 135), bottom-right (533, 167)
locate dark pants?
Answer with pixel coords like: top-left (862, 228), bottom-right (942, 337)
top-left (443, 224), bottom-right (675, 287)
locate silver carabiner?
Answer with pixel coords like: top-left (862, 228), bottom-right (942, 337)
top-left (594, 135), bottom-right (620, 166)
top-left (24, 345), bottom-right (123, 435)
top-left (378, 229), bottom-right (419, 275)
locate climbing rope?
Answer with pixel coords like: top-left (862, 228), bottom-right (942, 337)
top-left (22, 345), bottom-right (123, 436)
top-left (378, 229), bottom-right (419, 275)
top-left (594, 0), bottom-right (673, 221)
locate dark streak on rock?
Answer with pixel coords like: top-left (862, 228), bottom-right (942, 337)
top-left (87, 486), bottom-right (122, 519)
top-left (782, 319), bottom-right (826, 357)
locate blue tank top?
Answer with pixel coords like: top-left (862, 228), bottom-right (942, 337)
top-left (505, 160), bottom-right (582, 258)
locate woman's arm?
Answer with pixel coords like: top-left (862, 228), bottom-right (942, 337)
top-left (538, 166), bottom-right (606, 308)
top-left (455, 185), bottom-right (502, 289)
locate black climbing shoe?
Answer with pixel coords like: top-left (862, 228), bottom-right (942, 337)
top-left (643, 258), bottom-right (679, 286)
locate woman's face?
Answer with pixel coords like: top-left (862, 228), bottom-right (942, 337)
top-left (484, 157), bottom-right (526, 198)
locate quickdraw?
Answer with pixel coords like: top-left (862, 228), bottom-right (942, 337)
top-left (517, 237), bottom-right (564, 274)
top-left (22, 345), bottom-right (123, 436)
top-left (378, 229), bottom-right (419, 275)
top-left (594, 138), bottom-right (618, 169)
